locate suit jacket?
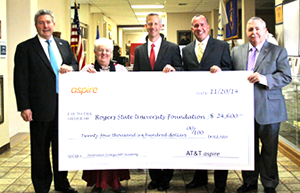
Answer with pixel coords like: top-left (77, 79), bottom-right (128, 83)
top-left (14, 35), bottom-right (78, 122)
top-left (182, 37), bottom-right (231, 71)
top-left (133, 36), bottom-right (182, 71)
top-left (231, 41), bottom-right (292, 125)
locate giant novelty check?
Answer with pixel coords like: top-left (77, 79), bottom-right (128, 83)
top-left (59, 71), bottom-right (254, 171)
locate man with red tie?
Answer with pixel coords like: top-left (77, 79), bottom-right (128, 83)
top-left (133, 13), bottom-right (182, 72)
top-left (133, 13), bottom-right (182, 191)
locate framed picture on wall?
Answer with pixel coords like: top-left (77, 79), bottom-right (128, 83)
top-left (177, 30), bottom-right (192, 45)
top-left (275, 4), bottom-right (283, 25)
top-left (225, 0), bottom-right (238, 39)
top-left (0, 75), bottom-right (3, 124)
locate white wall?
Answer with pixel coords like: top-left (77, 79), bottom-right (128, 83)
top-left (7, 0), bottom-right (38, 138)
top-left (6, 0), bottom-right (73, 138)
top-left (0, 0), bottom-right (10, 147)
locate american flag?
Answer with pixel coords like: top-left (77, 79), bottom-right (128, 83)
top-left (71, 2), bottom-right (86, 70)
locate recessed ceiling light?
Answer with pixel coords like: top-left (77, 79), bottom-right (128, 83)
top-left (131, 5), bottom-right (164, 9)
top-left (135, 12), bottom-right (164, 15)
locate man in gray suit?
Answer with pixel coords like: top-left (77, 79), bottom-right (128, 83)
top-left (232, 17), bottom-right (292, 193)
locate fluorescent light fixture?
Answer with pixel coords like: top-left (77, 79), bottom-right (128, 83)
top-left (138, 18), bottom-right (145, 21)
top-left (131, 5), bottom-right (164, 9)
top-left (135, 12), bottom-right (164, 15)
top-left (123, 27), bottom-right (144, 30)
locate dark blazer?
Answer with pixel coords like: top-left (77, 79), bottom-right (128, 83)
top-left (14, 35), bottom-right (78, 122)
top-left (231, 41), bottom-right (292, 125)
top-left (182, 37), bottom-right (231, 189)
top-left (182, 37), bottom-right (231, 71)
top-left (133, 36), bottom-right (182, 71)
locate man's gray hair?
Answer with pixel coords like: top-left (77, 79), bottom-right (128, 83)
top-left (34, 9), bottom-right (55, 25)
top-left (146, 13), bottom-right (162, 24)
top-left (246, 17), bottom-right (266, 29)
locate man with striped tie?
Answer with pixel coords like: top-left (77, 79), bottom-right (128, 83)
top-left (182, 14), bottom-right (232, 193)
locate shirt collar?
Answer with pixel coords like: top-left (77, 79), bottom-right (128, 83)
top-left (38, 34), bottom-right (54, 43)
top-left (148, 36), bottom-right (162, 46)
top-left (196, 35), bottom-right (210, 46)
top-left (248, 39), bottom-right (266, 52)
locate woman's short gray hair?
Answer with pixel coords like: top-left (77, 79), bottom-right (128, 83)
top-left (94, 38), bottom-right (114, 51)
top-left (34, 9), bottom-right (55, 25)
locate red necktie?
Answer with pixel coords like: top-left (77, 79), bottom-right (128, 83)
top-left (150, 43), bottom-right (155, 70)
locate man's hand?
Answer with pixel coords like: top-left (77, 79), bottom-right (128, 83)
top-left (248, 72), bottom-right (261, 83)
top-left (59, 64), bottom-right (73, 74)
top-left (163, 64), bottom-right (176, 73)
top-left (21, 109), bottom-right (33, 122)
top-left (210, 65), bottom-right (222, 73)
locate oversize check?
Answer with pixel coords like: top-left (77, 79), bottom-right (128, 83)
top-left (59, 71), bottom-right (254, 171)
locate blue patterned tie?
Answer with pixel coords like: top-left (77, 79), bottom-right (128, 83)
top-left (247, 47), bottom-right (257, 71)
top-left (46, 40), bottom-right (59, 93)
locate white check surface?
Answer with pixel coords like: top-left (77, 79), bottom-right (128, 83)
top-left (59, 71), bottom-right (254, 171)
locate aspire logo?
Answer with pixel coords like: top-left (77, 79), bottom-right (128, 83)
top-left (71, 86), bottom-right (98, 95)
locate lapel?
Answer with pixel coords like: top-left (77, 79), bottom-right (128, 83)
top-left (32, 36), bottom-right (53, 72)
top-left (254, 41), bottom-right (270, 71)
top-left (142, 43), bottom-right (151, 68)
top-left (54, 37), bottom-right (65, 64)
top-left (241, 43), bottom-right (248, 70)
top-left (201, 37), bottom-right (214, 62)
top-left (188, 41), bottom-right (198, 63)
top-left (155, 39), bottom-right (166, 67)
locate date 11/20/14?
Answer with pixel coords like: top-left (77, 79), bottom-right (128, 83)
top-left (196, 88), bottom-right (239, 95)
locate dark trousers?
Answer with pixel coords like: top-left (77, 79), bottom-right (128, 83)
top-left (193, 170), bottom-right (228, 189)
top-left (149, 169), bottom-right (174, 184)
top-left (242, 121), bottom-right (280, 189)
top-left (30, 100), bottom-right (69, 193)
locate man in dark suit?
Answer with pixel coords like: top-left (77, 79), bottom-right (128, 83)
top-left (133, 13), bottom-right (182, 191)
top-left (182, 15), bottom-right (231, 193)
top-left (232, 17), bottom-right (291, 193)
top-left (14, 9), bottom-right (78, 193)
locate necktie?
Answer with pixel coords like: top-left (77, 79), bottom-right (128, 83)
top-left (46, 40), bottom-right (59, 93)
top-left (197, 43), bottom-right (203, 63)
top-left (150, 43), bottom-right (155, 70)
top-left (247, 47), bottom-right (257, 71)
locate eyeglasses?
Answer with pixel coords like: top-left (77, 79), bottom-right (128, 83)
top-left (96, 49), bottom-right (111, 53)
